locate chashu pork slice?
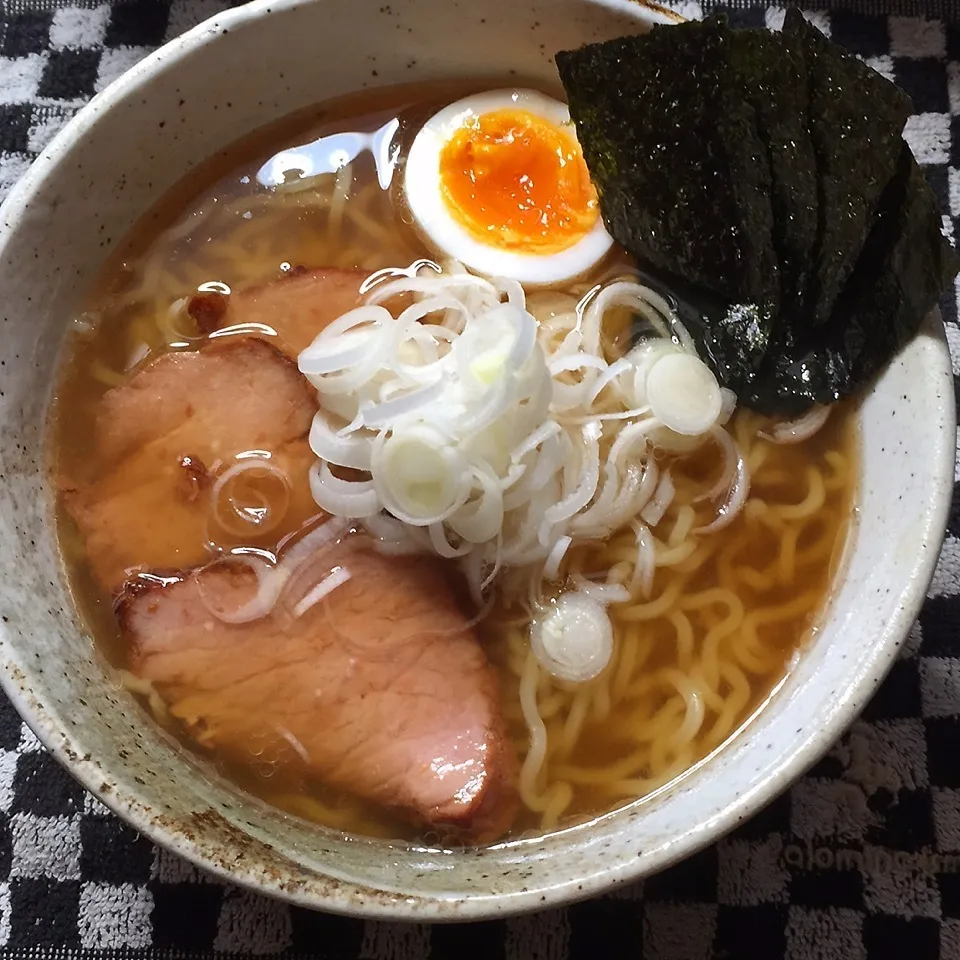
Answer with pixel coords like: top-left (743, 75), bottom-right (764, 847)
top-left (61, 337), bottom-right (320, 592)
top-left (119, 533), bottom-right (519, 841)
top-left (190, 266), bottom-right (367, 360)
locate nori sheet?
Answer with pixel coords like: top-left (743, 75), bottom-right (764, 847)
top-left (555, 10), bottom-right (957, 415)
top-left (555, 16), bottom-right (823, 391)
top-left (745, 143), bottom-right (960, 414)
top-left (555, 16), bottom-right (781, 372)
top-left (783, 9), bottom-right (913, 327)
top-left (728, 27), bottom-right (818, 327)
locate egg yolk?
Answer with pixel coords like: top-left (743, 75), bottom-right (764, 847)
top-left (438, 108), bottom-right (600, 255)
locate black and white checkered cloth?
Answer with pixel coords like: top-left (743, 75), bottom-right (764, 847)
top-left (3, 1), bottom-right (960, 956)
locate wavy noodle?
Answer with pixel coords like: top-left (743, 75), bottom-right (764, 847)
top-left (484, 407), bottom-right (857, 833)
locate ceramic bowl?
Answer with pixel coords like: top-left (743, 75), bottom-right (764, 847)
top-left (0, 0), bottom-right (953, 920)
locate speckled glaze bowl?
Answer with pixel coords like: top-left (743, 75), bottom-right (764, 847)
top-left (0, 0), bottom-right (953, 920)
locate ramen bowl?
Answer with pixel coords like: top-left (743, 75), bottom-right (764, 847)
top-left (0, 0), bottom-right (953, 920)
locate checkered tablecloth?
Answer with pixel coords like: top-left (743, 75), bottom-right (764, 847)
top-left (3, 1), bottom-right (960, 957)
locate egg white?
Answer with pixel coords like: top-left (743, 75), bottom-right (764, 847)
top-left (403, 89), bottom-right (613, 286)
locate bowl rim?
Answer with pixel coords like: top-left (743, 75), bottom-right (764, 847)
top-left (0, 0), bottom-right (953, 921)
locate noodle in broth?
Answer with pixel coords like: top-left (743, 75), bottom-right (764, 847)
top-left (53, 82), bottom-right (856, 842)
top-left (489, 411), bottom-right (852, 832)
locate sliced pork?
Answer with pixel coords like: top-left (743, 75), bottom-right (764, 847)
top-left (194, 266), bottom-right (366, 359)
top-left (65, 270), bottom-right (519, 841)
top-left (119, 532), bottom-right (518, 841)
top-left (62, 338), bottom-right (320, 591)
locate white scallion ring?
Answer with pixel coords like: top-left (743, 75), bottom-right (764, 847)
top-left (530, 591), bottom-right (614, 683)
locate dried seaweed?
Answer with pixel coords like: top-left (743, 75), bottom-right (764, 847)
top-left (555, 17), bottom-right (780, 324)
top-left (783, 8), bottom-right (912, 326)
top-left (555, 11), bottom-right (958, 415)
top-left (746, 145), bottom-right (960, 414)
top-left (728, 27), bottom-right (818, 325)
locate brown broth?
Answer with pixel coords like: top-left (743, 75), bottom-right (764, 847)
top-left (483, 408), bottom-right (856, 833)
top-left (52, 81), bottom-right (858, 843)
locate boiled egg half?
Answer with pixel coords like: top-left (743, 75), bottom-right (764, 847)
top-left (404, 89), bottom-right (613, 285)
